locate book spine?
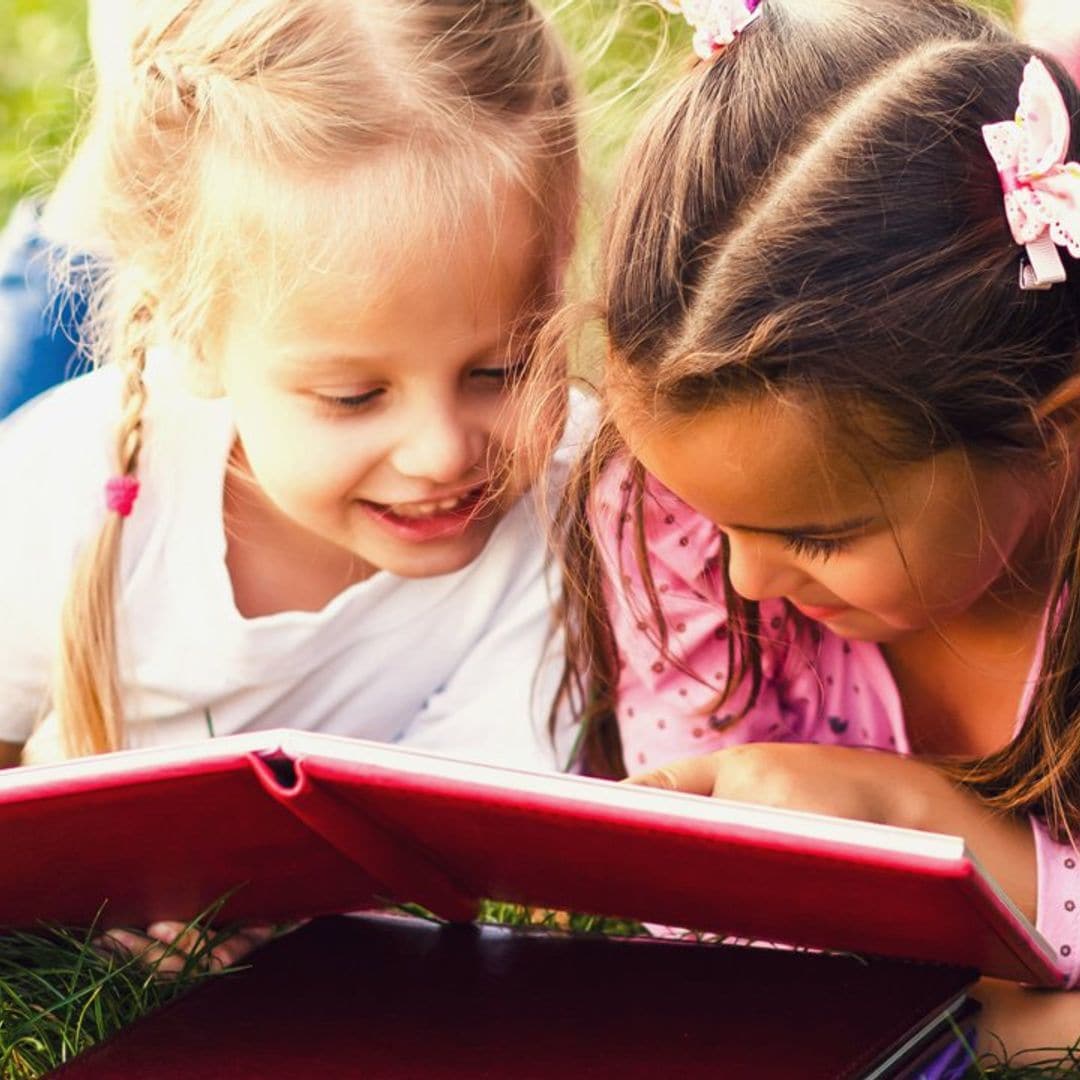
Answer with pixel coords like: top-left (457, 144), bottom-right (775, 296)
top-left (247, 752), bottom-right (478, 923)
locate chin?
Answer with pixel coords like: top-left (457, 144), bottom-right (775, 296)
top-left (814, 611), bottom-right (907, 644)
top-left (371, 535), bottom-right (495, 580)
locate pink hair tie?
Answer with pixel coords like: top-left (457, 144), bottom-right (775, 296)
top-left (982, 56), bottom-right (1080, 290)
top-left (660, 0), bottom-right (763, 61)
top-left (105, 475), bottom-right (140, 518)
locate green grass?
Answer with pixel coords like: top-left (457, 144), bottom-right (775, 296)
top-left (0, 0), bottom-right (88, 219)
top-left (0, 905), bottom-right (237, 1079)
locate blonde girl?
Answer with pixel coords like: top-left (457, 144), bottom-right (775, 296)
top-left (0, 0), bottom-right (580, 778)
top-left (560, 0), bottom-right (1080, 1057)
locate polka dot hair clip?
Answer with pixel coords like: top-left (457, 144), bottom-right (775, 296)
top-left (982, 56), bottom-right (1080, 290)
top-left (659, 0), bottom-right (764, 62)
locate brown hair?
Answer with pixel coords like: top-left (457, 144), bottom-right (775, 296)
top-left (559, 0), bottom-right (1080, 840)
top-left (53, 0), bottom-right (579, 759)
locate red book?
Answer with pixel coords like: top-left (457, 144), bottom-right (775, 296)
top-left (0, 729), bottom-right (1060, 984)
top-left (46, 913), bottom-right (980, 1080)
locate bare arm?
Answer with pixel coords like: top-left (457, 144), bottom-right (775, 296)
top-left (975, 977), bottom-right (1080, 1062)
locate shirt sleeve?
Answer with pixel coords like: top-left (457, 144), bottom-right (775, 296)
top-left (590, 459), bottom-right (797, 774)
top-left (0, 370), bottom-right (117, 744)
top-left (1032, 816), bottom-right (1080, 987)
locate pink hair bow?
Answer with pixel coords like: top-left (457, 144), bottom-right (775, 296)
top-left (982, 56), bottom-right (1080, 290)
top-left (659, 0), bottom-right (763, 62)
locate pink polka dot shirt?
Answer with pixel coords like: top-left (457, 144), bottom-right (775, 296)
top-left (591, 460), bottom-right (1080, 986)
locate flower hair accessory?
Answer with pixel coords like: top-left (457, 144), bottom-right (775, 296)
top-left (105, 475), bottom-right (140, 518)
top-left (982, 56), bottom-right (1080, 290)
top-left (659, 0), bottom-right (763, 62)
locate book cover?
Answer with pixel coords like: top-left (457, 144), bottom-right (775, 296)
top-left (46, 913), bottom-right (980, 1080)
top-left (0, 729), bottom-right (1061, 985)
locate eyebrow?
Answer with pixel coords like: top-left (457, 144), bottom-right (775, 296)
top-left (727, 514), bottom-right (878, 537)
top-left (285, 338), bottom-right (511, 373)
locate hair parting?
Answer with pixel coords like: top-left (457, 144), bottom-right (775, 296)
top-left (555, 0), bottom-right (1080, 837)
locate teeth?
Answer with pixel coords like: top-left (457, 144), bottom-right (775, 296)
top-left (389, 495), bottom-right (467, 518)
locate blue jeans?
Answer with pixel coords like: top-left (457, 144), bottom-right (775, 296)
top-left (0, 200), bottom-right (92, 418)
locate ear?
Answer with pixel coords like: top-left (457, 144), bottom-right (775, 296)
top-left (182, 342), bottom-right (226, 399)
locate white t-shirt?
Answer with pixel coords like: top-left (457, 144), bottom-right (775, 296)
top-left (0, 360), bottom-right (581, 770)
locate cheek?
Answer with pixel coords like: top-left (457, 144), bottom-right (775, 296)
top-left (819, 541), bottom-right (915, 608)
top-left (234, 400), bottom-right (382, 509)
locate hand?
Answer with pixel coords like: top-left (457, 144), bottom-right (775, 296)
top-left (629, 742), bottom-right (1037, 921)
top-left (96, 921), bottom-right (280, 977)
top-left (629, 742), bottom-right (919, 826)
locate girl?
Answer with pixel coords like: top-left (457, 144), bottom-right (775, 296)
top-left (0, 2), bottom-right (580, 776)
top-left (561, 0), bottom-right (1080, 1057)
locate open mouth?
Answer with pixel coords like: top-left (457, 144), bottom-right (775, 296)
top-left (378, 487), bottom-right (485, 520)
top-left (358, 484), bottom-right (493, 541)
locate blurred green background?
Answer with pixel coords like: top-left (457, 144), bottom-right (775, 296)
top-left (0, 0), bottom-right (88, 219)
top-left (0, 0), bottom-right (1015, 225)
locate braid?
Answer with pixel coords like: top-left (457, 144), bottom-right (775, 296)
top-left (53, 303), bottom-right (152, 758)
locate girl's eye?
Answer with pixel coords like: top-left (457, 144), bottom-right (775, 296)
top-left (782, 534), bottom-right (853, 562)
top-left (471, 357), bottom-right (530, 386)
top-left (315, 388), bottom-right (383, 412)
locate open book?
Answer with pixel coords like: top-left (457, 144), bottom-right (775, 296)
top-left (0, 729), bottom-right (1061, 985)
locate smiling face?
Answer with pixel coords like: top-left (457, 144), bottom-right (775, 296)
top-left (620, 394), bottom-right (1055, 643)
top-left (206, 182), bottom-right (553, 581)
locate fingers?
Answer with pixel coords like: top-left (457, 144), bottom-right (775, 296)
top-left (626, 754), bottom-right (722, 797)
top-left (95, 922), bottom-right (278, 976)
top-left (205, 924), bottom-right (277, 969)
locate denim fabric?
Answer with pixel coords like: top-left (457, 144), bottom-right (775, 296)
top-left (0, 200), bottom-right (93, 418)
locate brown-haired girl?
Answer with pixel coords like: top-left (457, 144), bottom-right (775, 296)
top-left (562, 0), bottom-right (1080, 1054)
top-left (0, 0), bottom-right (581, 772)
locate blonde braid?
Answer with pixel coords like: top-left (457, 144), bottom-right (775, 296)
top-left (54, 303), bottom-right (152, 758)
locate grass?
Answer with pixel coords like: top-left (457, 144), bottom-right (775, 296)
top-left (0, 903), bottom-right (235, 1079)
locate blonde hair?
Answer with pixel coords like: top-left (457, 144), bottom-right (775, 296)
top-left (54, 0), bottom-right (579, 758)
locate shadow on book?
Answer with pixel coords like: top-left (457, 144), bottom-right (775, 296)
top-left (46, 913), bottom-right (979, 1079)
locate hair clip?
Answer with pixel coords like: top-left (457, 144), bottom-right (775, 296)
top-left (105, 475), bottom-right (140, 518)
top-left (982, 56), bottom-right (1080, 290)
top-left (659, 0), bottom-right (763, 62)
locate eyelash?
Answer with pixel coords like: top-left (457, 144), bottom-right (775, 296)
top-left (472, 357), bottom-right (531, 384)
top-left (316, 359), bottom-right (529, 415)
top-left (781, 534), bottom-right (854, 562)
top-left (318, 389), bottom-right (383, 413)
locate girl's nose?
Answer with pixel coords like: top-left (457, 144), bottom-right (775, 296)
top-left (725, 534), bottom-right (803, 603)
top-left (390, 404), bottom-right (485, 485)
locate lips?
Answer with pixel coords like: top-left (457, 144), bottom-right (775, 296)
top-left (358, 484), bottom-right (492, 542)
top-left (791, 600), bottom-right (849, 621)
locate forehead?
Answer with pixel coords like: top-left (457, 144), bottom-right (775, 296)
top-left (266, 184), bottom-right (541, 343)
top-left (621, 394), bottom-right (974, 532)
top-left (204, 153), bottom-right (545, 343)
top-left (628, 396), bottom-right (874, 527)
